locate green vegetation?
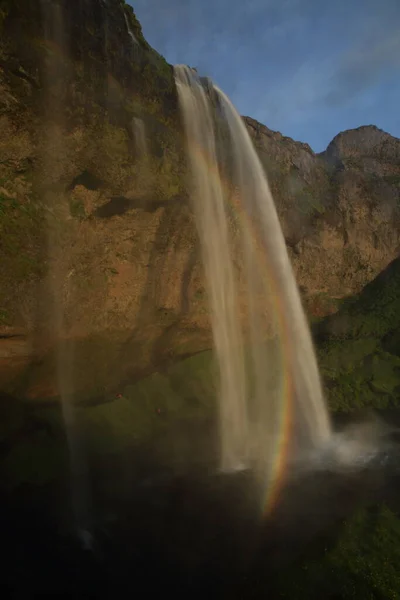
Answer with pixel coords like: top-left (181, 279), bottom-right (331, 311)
top-left (0, 0), bottom-right (184, 328)
top-left (278, 505), bottom-right (400, 599)
top-left (0, 308), bottom-right (9, 324)
top-left (123, 2), bottom-right (149, 49)
top-left (316, 258), bottom-right (400, 412)
top-left (305, 292), bottom-right (343, 322)
top-left (83, 119), bottom-right (184, 202)
top-left (69, 197), bottom-right (86, 220)
top-left (0, 351), bottom-right (217, 490)
top-left (79, 350), bottom-right (216, 456)
top-left (0, 183), bottom-right (45, 285)
top-left (113, 3), bottom-right (176, 118)
top-left (5, 249), bottom-right (400, 491)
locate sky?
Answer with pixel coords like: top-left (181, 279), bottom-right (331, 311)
top-left (128, 0), bottom-right (400, 152)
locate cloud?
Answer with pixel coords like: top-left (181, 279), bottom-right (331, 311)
top-left (324, 28), bottom-right (400, 107)
top-left (130, 0), bottom-right (400, 151)
top-left (245, 6), bottom-right (400, 138)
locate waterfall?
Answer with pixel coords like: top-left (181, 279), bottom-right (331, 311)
top-left (40, 0), bottom-right (91, 544)
top-left (175, 66), bottom-right (249, 471)
top-left (175, 65), bottom-right (331, 473)
top-left (132, 117), bottom-right (148, 159)
top-left (123, 10), bottom-right (138, 45)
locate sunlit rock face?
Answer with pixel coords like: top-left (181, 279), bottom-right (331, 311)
top-left (0, 0), bottom-right (399, 403)
top-left (244, 118), bottom-right (400, 317)
top-left (1, 14), bottom-right (400, 596)
top-left (0, 0), bottom-right (209, 400)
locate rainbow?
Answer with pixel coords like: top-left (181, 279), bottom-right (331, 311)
top-left (187, 139), bottom-right (295, 517)
top-left (38, 42), bottom-right (296, 514)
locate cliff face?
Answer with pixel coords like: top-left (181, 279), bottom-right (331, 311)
top-left (0, 0), bottom-right (399, 403)
top-left (0, 0), bottom-right (211, 400)
top-left (245, 118), bottom-right (400, 316)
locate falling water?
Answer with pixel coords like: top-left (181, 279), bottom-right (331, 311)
top-left (40, 0), bottom-right (91, 543)
top-left (175, 66), bottom-right (248, 471)
top-left (215, 87), bottom-right (332, 447)
top-left (175, 66), bottom-right (331, 472)
top-left (132, 117), bottom-right (148, 159)
top-left (123, 10), bottom-right (138, 45)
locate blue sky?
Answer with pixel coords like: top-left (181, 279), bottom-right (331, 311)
top-left (129, 0), bottom-right (400, 152)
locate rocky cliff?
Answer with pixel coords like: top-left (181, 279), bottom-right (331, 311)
top-left (0, 0), bottom-right (399, 404)
top-left (0, 0), bottom-right (206, 401)
top-left (245, 118), bottom-right (400, 316)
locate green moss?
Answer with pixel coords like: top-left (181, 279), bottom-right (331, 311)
top-left (78, 396), bottom-right (149, 455)
top-left (4, 350), bottom-right (216, 479)
top-left (319, 339), bottom-right (400, 413)
top-left (0, 308), bottom-right (9, 324)
top-left (84, 117), bottom-right (183, 201)
top-left (69, 198), bottom-right (86, 220)
top-left (319, 337), bottom-right (378, 376)
top-left (0, 186), bottom-right (45, 283)
top-left (117, 3), bottom-right (175, 114)
top-left (123, 2), bottom-right (148, 48)
top-left (316, 257), bottom-right (400, 412)
top-left (278, 505), bottom-right (400, 599)
top-left (149, 145), bottom-right (184, 198)
top-left (306, 292), bottom-right (343, 322)
top-left (167, 350), bottom-right (217, 416)
top-left (78, 350), bottom-right (216, 456)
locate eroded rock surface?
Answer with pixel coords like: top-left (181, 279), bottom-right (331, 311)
top-left (0, 0), bottom-right (399, 401)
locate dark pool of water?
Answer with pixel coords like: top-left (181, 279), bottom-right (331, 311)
top-left (1, 461), bottom-right (399, 599)
top-left (2, 411), bottom-right (400, 599)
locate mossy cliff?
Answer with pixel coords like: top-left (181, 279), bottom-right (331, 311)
top-left (1, 0), bottom-right (399, 404)
top-left (6, 251), bottom-right (400, 494)
top-left (0, 0), bottom-right (211, 403)
top-left (316, 256), bottom-right (400, 413)
top-left (0, 350), bottom-right (217, 492)
top-left (275, 505), bottom-right (400, 599)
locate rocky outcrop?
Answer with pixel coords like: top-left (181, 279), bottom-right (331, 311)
top-left (0, 0), bottom-right (399, 403)
top-left (322, 125), bottom-right (400, 172)
top-left (0, 0), bottom-right (211, 400)
top-left (244, 118), bottom-right (400, 315)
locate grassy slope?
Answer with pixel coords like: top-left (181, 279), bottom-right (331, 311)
top-left (4, 256), bottom-right (400, 486)
top-left (277, 505), bottom-right (400, 599)
top-left (0, 350), bottom-right (217, 490)
top-left (269, 259), bottom-right (400, 597)
top-left (3, 257), bottom-right (400, 596)
top-left (315, 257), bottom-right (400, 413)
